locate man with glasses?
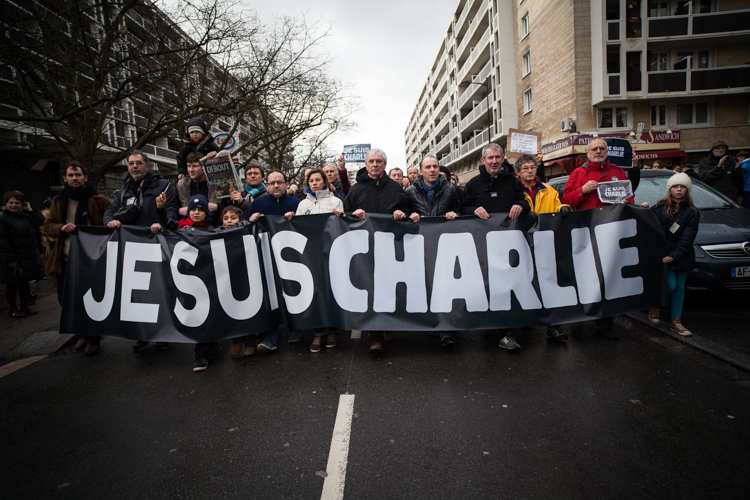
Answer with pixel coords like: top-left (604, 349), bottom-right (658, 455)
top-left (562, 138), bottom-right (634, 340)
top-left (244, 169), bottom-right (301, 351)
top-left (103, 150), bottom-right (179, 352)
top-left (462, 143), bottom-right (530, 351)
top-left (514, 155), bottom-right (571, 341)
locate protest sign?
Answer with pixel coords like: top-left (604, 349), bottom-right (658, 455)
top-left (603, 138), bottom-right (633, 168)
top-left (507, 129), bottom-right (542, 159)
top-left (343, 144), bottom-right (370, 163)
top-left (201, 152), bottom-right (241, 199)
top-left (62, 205), bottom-right (666, 342)
top-left (597, 180), bottom-right (634, 204)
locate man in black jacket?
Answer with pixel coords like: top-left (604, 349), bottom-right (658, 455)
top-left (104, 150), bottom-right (180, 352)
top-left (344, 148), bottom-right (407, 355)
top-left (461, 143), bottom-right (530, 351)
top-left (699, 140), bottom-right (742, 202)
top-left (399, 154), bottom-right (461, 348)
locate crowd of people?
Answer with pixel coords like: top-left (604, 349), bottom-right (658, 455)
top-left (2, 119), bottom-right (746, 372)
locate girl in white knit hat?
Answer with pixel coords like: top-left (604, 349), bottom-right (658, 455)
top-left (643, 172), bottom-right (700, 336)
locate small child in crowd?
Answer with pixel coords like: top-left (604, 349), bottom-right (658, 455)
top-left (216, 205), bottom-right (256, 359)
top-left (151, 193), bottom-right (216, 372)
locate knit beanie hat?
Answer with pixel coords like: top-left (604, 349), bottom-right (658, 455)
top-left (667, 172), bottom-right (691, 191)
top-left (188, 194), bottom-right (210, 216)
top-left (186, 117), bottom-right (208, 135)
top-left (711, 140), bottom-right (728, 150)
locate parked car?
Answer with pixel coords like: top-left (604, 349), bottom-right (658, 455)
top-left (547, 169), bottom-right (750, 291)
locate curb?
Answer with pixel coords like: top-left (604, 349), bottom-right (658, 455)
top-left (625, 312), bottom-right (750, 373)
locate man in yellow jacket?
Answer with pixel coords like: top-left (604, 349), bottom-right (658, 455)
top-left (514, 154), bottom-right (570, 341)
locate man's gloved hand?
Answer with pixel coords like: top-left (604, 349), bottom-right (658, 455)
top-left (559, 206), bottom-right (572, 218)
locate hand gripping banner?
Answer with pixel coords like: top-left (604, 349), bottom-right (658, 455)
top-left (61, 205), bottom-right (667, 342)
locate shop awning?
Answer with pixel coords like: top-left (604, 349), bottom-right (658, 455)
top-left (633, 149), bottom-right (687, 161)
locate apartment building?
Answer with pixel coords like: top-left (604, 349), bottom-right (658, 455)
top-left (0, 0), bottom-right (254, 204)
top-left (405, 0), bottom-right (750, 181)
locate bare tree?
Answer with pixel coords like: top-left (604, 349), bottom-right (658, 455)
top-left (0, 0), bottom-right (356, 185)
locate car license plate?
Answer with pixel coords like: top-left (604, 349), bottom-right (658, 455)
top-left (731, 266), bottom-right (750, 278)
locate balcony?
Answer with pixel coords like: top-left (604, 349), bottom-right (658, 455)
top-left (457, 59), bottom-right (491, 108)
top-left (648, 66), bottom-right (750, 93)
top-left (648, 9), bottom-right (750, 38)
top-left (456, 2), bottom-right (488, 61)
top-left (459, 98), bottom-right (488, 132)
top-left (457, 27), bottom-right (490, 84)
top-left (454, 0), bottom-right (476, 39)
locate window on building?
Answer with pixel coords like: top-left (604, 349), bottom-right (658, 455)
top-left (607, 46), bottom-right (621, 94)
top-left (648, 1), bottom-right (668, 17)
top-left (676, 102), bottom-right (709, 124)
top-left (522, 50), bottom-right (531, 77)
top-left (606, 0), bottom-right (621, 20)
top-left (521, 12), bottom-right (530, 39)
top-left (523, 88), bottom-right (532, 114)
top-left (651, 104), bottom-right (667, 126)
top-left (598, 106), bottom-right (628, 128)
top-left (648, 52), bottom-right (668, 72)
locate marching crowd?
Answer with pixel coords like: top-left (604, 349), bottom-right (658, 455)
top-left (2, 118), bottom-right (747, 372)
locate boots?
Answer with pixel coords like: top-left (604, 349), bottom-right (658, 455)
top-left (648, 308), bottom-right (660, 325)
top-left (670, 319), bottom-right (692, 337)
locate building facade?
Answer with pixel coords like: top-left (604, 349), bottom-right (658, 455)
top-left (404, 0), bottom-right (750, 181)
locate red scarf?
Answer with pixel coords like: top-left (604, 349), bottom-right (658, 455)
top-left (178, 218), bottom-right (209, 229)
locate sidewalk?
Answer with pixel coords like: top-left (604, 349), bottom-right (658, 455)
top-left (626, 305), bottom-right (750, 373)
top-left (0, 278), bottom-right (71, 362)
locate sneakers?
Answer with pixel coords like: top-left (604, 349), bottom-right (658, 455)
top-left (257, 341), bottom-right (277, 352)
top-left (154, 342), bottom-right (170, 350)
top-left (325, 334), bottom-right (337, 348)
top-left (670, 319), bottom-right (692, 337)
top-left (74, 337), bottom-right (87, 352)
top-left (310, 336), bottom-right (323, 353)
top-left (19, 308), bottom-right (38, 315)
top-left (230, 343), bottom-right (243, 356)
top-left (597, 327), bottom-right (619, 340)
top-left (84, 343), bottom-right (101, 356)
top-left (546, 325), bottom-right (568, 340)
top-left (648, 308), bottom-right (660, 325)
top-left (499, 335), bottom-right (521, 350)
top-left (288, 330), bottom-right (302, 343)
top-left (243, 345), bottom-right (256, 356)
top-left (193, 358), bottom-right (208, 372)
top-left (8, 310), bottom-right (27, 318)
top-left (132, 341), bottom-right (149, 352)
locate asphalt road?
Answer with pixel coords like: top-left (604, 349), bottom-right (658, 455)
top-left (2, 319), bottom-right (749, 499)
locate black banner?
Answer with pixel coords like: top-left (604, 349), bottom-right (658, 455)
top-left (61, 205), bottom-right (667, 342)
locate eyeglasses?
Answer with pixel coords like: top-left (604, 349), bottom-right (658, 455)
top-left (267, 181), bottom-right (286, 186)
top-left (518, 166), bottom-right (537, 171)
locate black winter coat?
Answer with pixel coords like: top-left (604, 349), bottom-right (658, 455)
top-left (103, 170), bottom-right (180, 227)
top-left (405, 176), bottom-right (461, 216)
top-left (0, 208), bottom-right (46, 283)
top-left (344, 169), bottom-right (407, 214)
top-left (650, 199), bottom-right (700, 271)
top-left (175, 124), bottom-right (221, 176)
top-left (699, 151), bottom-right (741, 201)
top-left (461, 163), bottom-right (530, 215)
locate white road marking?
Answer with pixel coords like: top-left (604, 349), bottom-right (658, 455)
top-left (321, 394), bottom-right (355, 500)
top-left (350, 330), bottom-right (361, 339)
top-left (0, 355), bottom-right (47, 379)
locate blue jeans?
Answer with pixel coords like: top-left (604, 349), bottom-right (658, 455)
top-left (261, 329), bottom-right (278, 346)
top-left (668, 270), bottom-right (689, 319)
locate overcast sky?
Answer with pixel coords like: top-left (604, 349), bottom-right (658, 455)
top-left (249, 0), bottom-right (457, 168)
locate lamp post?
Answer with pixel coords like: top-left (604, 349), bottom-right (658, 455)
top-left (460, 77), bottom-right (491, 148)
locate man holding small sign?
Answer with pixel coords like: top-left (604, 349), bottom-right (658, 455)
top-left (562, 138), bottom-right (634, 341)
top-left (562, 138), bottom-right (634, 211)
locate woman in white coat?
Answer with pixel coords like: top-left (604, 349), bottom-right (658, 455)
top-left (284, 167), bottom-right (343, 352)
